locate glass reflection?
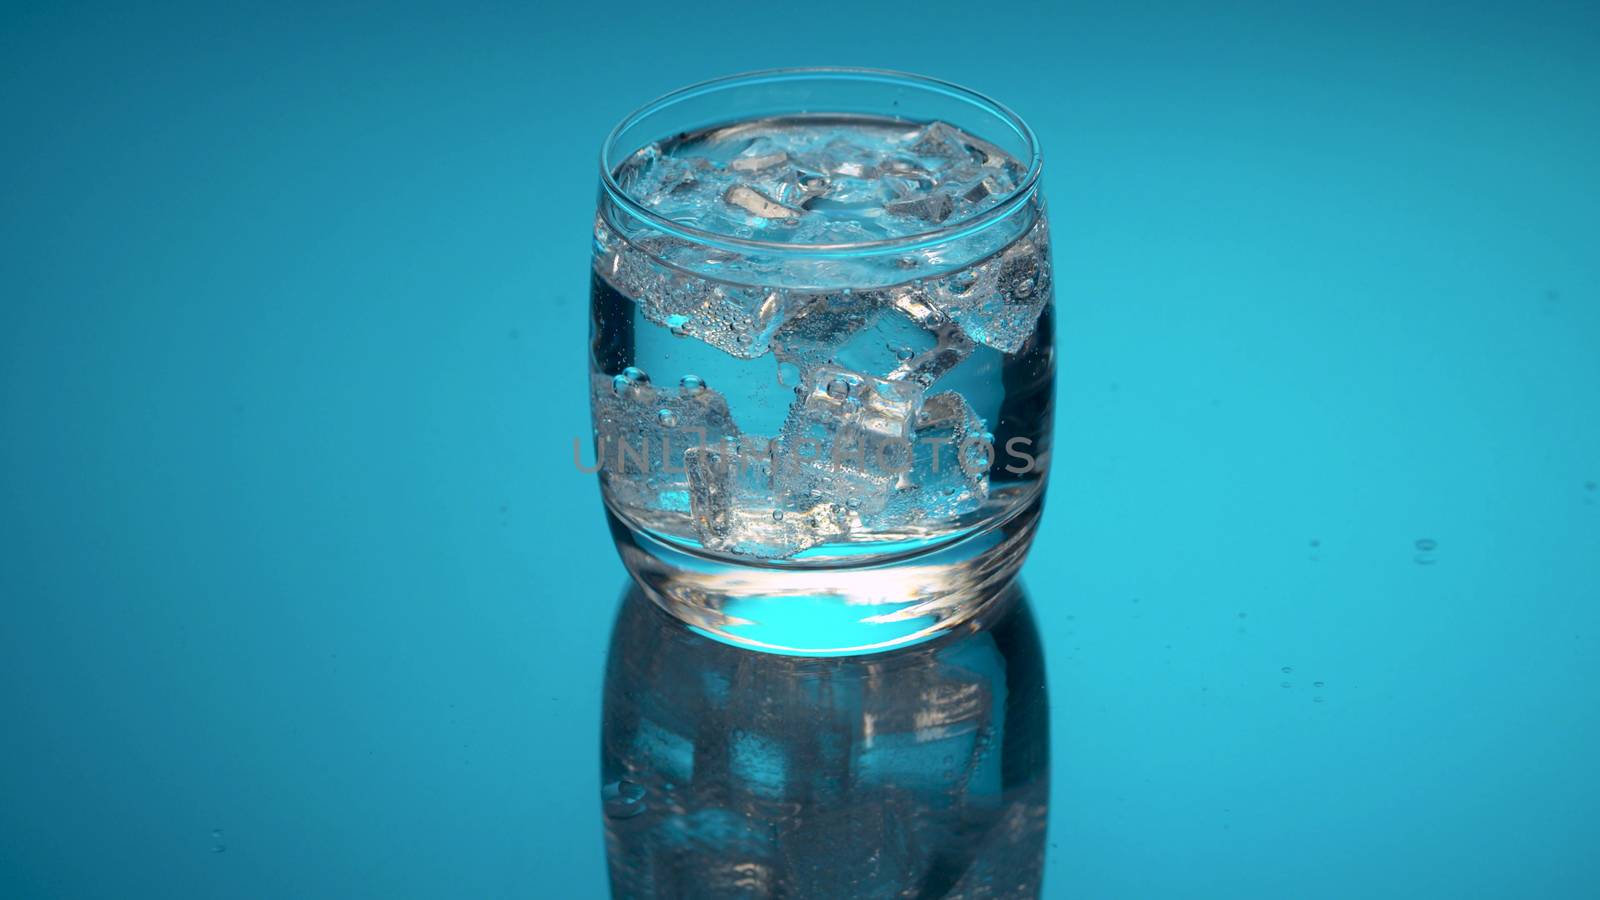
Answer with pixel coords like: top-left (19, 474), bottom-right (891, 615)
top-left (600, 580), bottom-right (1049, 898)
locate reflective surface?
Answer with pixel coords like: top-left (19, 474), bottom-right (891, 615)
top-left (601, 580), bottom-right (1048, 897)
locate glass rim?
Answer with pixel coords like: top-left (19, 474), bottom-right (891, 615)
top-left (597, 66), bottom-right (1044, 257)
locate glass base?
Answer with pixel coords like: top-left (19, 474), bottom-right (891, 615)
top-left (606, 492), bottom-right (1043, 656)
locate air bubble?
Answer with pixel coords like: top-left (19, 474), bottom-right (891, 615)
top-left (679, 374), bottom-right (706, 395)
top-left (826, 377), bottom-right (852, 400)
top-left (657, 408), bottom-right (677, 428)
top-left (665, 314), bottom-right (691, 336)
top-left (612, 367), bottom-right (649, 396)
top-left (602, 780), bottom-right (647, 819)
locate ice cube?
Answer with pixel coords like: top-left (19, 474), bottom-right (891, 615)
top-left (962, 176), bottom-right (1002, 205)
top-left (775, 364), bottom-right (924, 517)
top-left (883, 285), bottom-right (976, 387)
top-left (869, 390), bottom-right (990, 527)
top-left (884, 192), bottom-right (955, 224)
top-left (908, 121), bottom-right (1010, 172)
top-left (780, 167), bottom-right (831, 208)
top-left (595, 220), bottom-right (789, 359)
top-left (770, 290), bottom-right (881, 377)
top-left (922, 219), bottom-right (1052, 354)
top-left (685, 439), bottom-right (848, 558)
top-left (770, 284), bottom-right (974, 386)
top-left (724, 185), bottom-right (803, 220)
top-left (730, 151), bottom-right (789, 172)
top-left (908, 121), bottom-right (971, 164)
top-left (592, 372), bottom-right (741, 514)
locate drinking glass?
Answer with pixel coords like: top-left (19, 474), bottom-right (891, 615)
top-left (589, 68), bottom-right (1053, 654)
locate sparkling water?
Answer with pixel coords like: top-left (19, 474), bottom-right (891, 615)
top-left (590, 116), bottom-right (1054, 568)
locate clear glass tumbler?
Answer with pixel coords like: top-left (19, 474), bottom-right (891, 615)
top-left (589, 68), bottom-right (1054, 654)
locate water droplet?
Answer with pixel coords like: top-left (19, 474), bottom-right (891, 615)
top-left (679, 374), bottom-right (705, 395)
top-left (846, 497), bottom-right (862, 510)
top-left (1313, 681), bottom-right (1325, 689)
top-left (891, 344), bottom-right (915, 362)
top-left (826, 377), bottom-right (852, 400)
top-left (1414, 538), bottom-right (1438, 565)
top-left (1012, 277), bottom-right (1035, 299)
top-left (656, 408), bottom-right (677, 428)
top-left (913, 372), bottom-right (934, 387)
top-left (611, 367), bottom-right (649, 397)
top-left (602, 780), bottom-right (647, 819)
top-left (1281, 666), bottom-right (1293, 674)
top-left (771, 510), bottom-right (784, 522)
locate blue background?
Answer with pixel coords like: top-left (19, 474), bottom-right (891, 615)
top-left (3, 1), bottom-right (1598, 897)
